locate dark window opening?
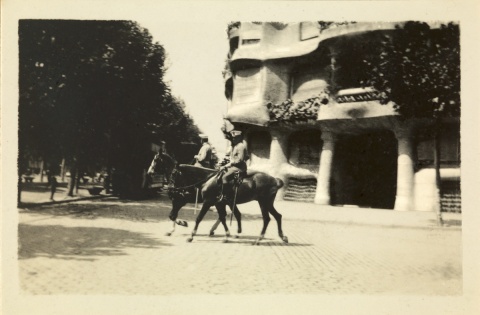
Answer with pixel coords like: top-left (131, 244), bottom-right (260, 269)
top-left (242, 38), bottom-right (260, 45)
top-left (288, 130), bottom-right (322, 165)
top-left (229, 37), bottom-right (239, 55)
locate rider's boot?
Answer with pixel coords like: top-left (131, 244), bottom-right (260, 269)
top-left (217, 183), bottom-right (225, 202)
top-left (217, 183), bottom-right (234, 204)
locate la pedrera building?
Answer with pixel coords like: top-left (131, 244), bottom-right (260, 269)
top-left (223, 22), bottom-right (460, 212)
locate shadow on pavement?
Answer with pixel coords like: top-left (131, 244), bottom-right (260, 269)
top-left (18, 224), bottom-right (170, 261)
top-left (185, 234), bottom-right (311, 247)
top-left (21, 199), bottom-right (264, 223)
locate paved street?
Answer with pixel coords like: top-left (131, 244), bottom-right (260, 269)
top-left (17, 195), bottom-right (462, 296)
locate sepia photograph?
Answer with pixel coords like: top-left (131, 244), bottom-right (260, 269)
top-left (2, 1), bottom-right (479, 314)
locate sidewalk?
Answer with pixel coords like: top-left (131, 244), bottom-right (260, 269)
top-left (18, 178), bottom-right (461, 230)
top-left (19, 179), bottom-right (110, 207)
top-left (230, 199), bottom-right (462, 230)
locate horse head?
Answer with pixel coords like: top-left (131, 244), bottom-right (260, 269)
top-left (167, 165), bottom-right (218, 221)
top-left (148, 152), bottom-right (177, 179)
top-left (167, 167), bottom-right (189, 220)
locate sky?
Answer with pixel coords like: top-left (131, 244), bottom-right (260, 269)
top-left (137, 17), bottom-right (231, 156)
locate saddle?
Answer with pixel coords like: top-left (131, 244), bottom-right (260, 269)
top-left (217, 169), bottom-right (246, 188)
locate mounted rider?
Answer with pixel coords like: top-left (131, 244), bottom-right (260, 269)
top-left (218, 129), bottom-right (249, 201)
top-left (194, 134), bottom-right (213, 168)
top-left (147, 140), bottom-right (175, 187)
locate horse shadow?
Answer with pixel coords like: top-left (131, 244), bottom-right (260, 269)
top-left (181, 233), bottom-right (312, 247)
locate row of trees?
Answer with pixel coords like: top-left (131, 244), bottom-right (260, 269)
top-left (19, 20), bottom-right (202, 201)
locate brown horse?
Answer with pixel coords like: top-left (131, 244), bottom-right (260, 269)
top-left (168, 164), bottom-right (288, 245)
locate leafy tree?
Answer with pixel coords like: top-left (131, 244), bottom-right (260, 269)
top-left (362, 21), bottom-right (460, 119)
top-left (19, 20), bottom-right (201, 200)
top-left (362, 21), bottom-right (460, 223)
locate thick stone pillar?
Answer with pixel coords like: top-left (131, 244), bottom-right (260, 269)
top-left (394, 127), bottom-right (415, 211)
top-left (314, 131), bottom-right (336, 205)
top-left (269, 129), bottom-right (289, 199)
top-left (269, 129), bottom-right (289, 169)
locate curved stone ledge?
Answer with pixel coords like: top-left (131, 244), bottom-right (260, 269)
top-left (230, 21), bottom-right (445, 63)
top-left (226, 102), bottom-right (270, 126)
top-left (317, 100), bottom-right (397, 121)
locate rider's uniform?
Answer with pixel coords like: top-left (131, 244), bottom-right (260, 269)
top-left (195, 142), bottom-right (213, 168)
top-left (222, 140), bottom-right (248, 185)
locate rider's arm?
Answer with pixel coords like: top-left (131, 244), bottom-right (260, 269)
top-left (147, 154), bottom-right (159, 174)
top-left (225, 143), bottom-right (245, 167)
top-left (196, 145), bottom-right (207, 162)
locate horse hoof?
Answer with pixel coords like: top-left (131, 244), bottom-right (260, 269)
top-left (209, 231), bottom-right (215, 237)
top-left (237, 228), bottom-right (242, 234)
top-left (234, 235), bottom-right (239, 239)
top-left (165, 232), bottom-right (172, 236)
top-left (177, 220), bottom-right (188, 227)
top-left (282, 236), bottom-right (289, 244)
top-left (187, 237), bottom-right (193, 243)
top-left (223, 239), bottom-right (229, 243)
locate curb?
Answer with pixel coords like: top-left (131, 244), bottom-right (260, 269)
top-left (176, 203), bottom-right (462, 231)
top-left (18, 195), bottom-right (462, 231)
top-left (18, 194), bottom-right (114, 208)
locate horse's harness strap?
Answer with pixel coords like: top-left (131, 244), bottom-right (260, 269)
top-left (233, 171), bottom-right (245, 187)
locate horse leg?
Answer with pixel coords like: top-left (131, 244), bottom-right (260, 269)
top-left (253, 199), bottom-right (271, 245)
top-left (167, 205), bottom-right (187, 236)
top-left (209, 218), bottom-right (221, 237)
top-left (187, 202), bottom-right (213, 243)
top-left (215, 203), bottom-right (230, 243)
top-left (266, 194), bottom-right (288, 244)
top-left (165, 220), bottom-right (176, 236)
top-left (230, 205), bottom-right (242, 238)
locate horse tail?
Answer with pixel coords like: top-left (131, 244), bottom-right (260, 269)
top-left (275, 178), bottom-right (284, 189)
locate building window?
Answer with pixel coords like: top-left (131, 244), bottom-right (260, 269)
top-left (232, 67), bottom-right (262, 105)
top-left (248, 131), bottom-right (271, 163)
top-left (229, 37), bottom-right (239, 55)
top-left (291, 65), bottom-right (330, 102)
top-left (242, 38), bottom-right (260, 45)
top-left (288, 130), bottom-right (322, 165)
top-left (416, 122), bottom-right (460, 167)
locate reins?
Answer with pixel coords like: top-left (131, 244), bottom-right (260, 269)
top-left (169, 169), bottom-right (222, 192)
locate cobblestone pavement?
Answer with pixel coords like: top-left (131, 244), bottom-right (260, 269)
top-left (18, 196), bottom-right (462, 296)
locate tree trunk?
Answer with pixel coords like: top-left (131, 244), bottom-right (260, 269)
top-left (433, 122), bottom-right (444, 226)
top-left (75, 169), bottom-right (81, 195)
top-left (60, 158), bottom-right (66, 182)
top-left (67, 166), bottom-right (77, 197)
top-left (18, 175), bottom-right (23, 206)
top-left (39, 159), bottom-right (45, 182)
top-left (18, 152), bottom-right (27, 206)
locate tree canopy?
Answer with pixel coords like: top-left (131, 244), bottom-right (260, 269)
top-left (362, 21), bottom-right (460, 119)
top-left (19, 20), bottom-right (202, 193)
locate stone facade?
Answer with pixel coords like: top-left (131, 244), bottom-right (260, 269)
top-left (224, 22), bottom-right (460, 212)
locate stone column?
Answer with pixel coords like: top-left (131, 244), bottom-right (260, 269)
top-left (394, 127), bottom-right (415, 211)
top-left (314, 131), bottom-right (336, 205)
top-left (269, 129), bottom-right (289, 199)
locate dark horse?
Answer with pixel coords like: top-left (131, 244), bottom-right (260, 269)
top-left (148, 153), bottom-right (243, 237)
top-left (168, 164), bottom-right (288, 245)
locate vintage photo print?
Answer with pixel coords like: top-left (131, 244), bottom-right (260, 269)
top-left (2, 1), bottom-right (480, 314)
